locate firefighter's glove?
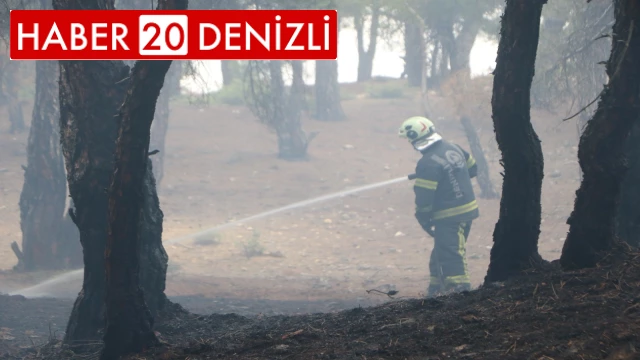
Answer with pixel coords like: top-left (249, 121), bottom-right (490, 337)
top-left (415, 213), bottom-right (435, 236)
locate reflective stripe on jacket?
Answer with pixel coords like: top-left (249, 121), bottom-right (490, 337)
top-left (413, 140), bottom-right (479, 222)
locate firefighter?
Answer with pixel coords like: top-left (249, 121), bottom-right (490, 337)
top-left (398, 116), bottom-right (479, 297)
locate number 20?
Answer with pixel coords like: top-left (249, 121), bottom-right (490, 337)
top-left (142, 22), bottom-right (185, 51)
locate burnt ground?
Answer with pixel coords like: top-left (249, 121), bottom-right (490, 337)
top-left (0, 293), bottom-right (384, 348)
top-left (1, 249), bottom-right (640, 360)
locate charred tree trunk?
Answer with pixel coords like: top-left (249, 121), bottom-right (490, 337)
top-left (220, 61), bottom-right (234, 86)
top-left (354, 1), bottom-right (379, 82)
top-left (290, 60), bottom-right (308, 113)
top-left (54, 1), bottom-right (127, 341)
top-left (150, 90), bottom-right (168, 185)
top-left (59, 57), bottom-right (129, 346)
top-left (561, 0), bottom-right (640, 269)
top-left (57, 0), bottom-right (173, 346)
top-left (138, 159), bottom-right (169, 315)
top-left (404, 22), bottom-right (424, 87)
top-left (102, 55), bottom-right (178, 359)
top-left (617, 123), bottom-right (640, 247)
top-left (460, 116), bottom-right (499, 199)
top-left (315, 60), bottom-right (345, 121)
top-left (270, 61), bottom-right (309, 160)
top-left (16, 59), bottom-right (80, 272)
top-left (5, 60), bottom-right (25, 133)
top-left (484, 0), bottom-right (547, 283)
top-left (150, 60), bottom-right (181, 185)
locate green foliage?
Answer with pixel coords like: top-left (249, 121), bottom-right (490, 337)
top-left (366, 81), bottom-right (406, 99)
top-left (212, 79), bottom-right (245, 106)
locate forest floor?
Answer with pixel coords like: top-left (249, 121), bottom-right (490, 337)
top-left (2, 249), bottom-right (640, 359)
top-left (0, 75), bottom-right (594, 358)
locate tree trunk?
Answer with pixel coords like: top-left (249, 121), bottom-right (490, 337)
top-left (460, 116), bottom-right (499, 199)
top-left (220, 60), bottom-right (234, 86)
top-left (438, 42), bottom-right (451, 81)
top-left (102, 55), bottom-right (178, 359)
top-left (57, 0), bottom-right (173, 347)
top-left (410, 16), bottom-right (432, 119)
top-left (315, 60), bottom-right (345, 121)
top-left (58, 57), bottom-right (129, 346)
top-left (429, 41), bottom-right (440, 88)
top-left (440, 23), bottom-right (457, 78)
top-left (290, 61), bottom-right (308, 113)
top-left (404, 22), bottom-right (424, 87)
top-left (616, 123), bottom-right (640, 247)
top-left (354, 1), bottom-right (379, 82)
top-left (270, 60), bottom-right (309, 160)
top-left (484, 0), bottom-right (547, 283)
top-left (5, 60), bottom-right (25, 133)
top-left (17, 59), bottom-right (80, 272)
top-left (451, 19), bottom-right (481, 73)
top-left (138, 159), bottom-right (169, 316)
top-left (150, 60), bottom-right (181, 185)
top-left (561, 0), bottom-right (640, 269)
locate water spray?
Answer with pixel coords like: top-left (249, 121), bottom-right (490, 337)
top-left (8, 175), bottom-right (415, 297)
top-left (166, 175), bottom-right (412, 245)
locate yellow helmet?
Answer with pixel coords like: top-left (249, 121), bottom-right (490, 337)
top-left (398, 116), bottom-right (441, 151)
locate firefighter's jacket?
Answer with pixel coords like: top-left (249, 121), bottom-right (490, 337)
top-left (414, 140), bottom-right (479, 223)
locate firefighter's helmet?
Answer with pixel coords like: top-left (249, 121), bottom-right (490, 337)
top-left (398, 116), bottom-right (442, 151)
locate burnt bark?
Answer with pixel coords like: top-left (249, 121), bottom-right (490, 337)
top-left (354, 1), bottom-right (379, 82)
top-left (561, 0), bottom-right (640, 269)
top-left (58, 56), bottom-right (130, 344)
top-left (315, 60), bottom-right (345, 121)
top-left (17, 59), bottom-right (80, 272)
top-left (404, 22), bottom-right (424, 87)
top-left (101, 54), bottom-right (178, 359)
top-left (617, 123), bottom-right (640, 247)
top-left (460, 116), bottom-right (499, 199)
top-left (138, 159), bottom-right (168, 316)
top-left (150, 60), bottom-right (182, 185)
top-left (484, 0), bottom-right (547, 283)
top-left (5, 60), bottom-right (25, 133)
top-left (56, 0), bottom-right (173, 345)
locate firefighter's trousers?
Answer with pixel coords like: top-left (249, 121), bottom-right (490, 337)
top-left (427, 220), bottom-right (472, 296)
